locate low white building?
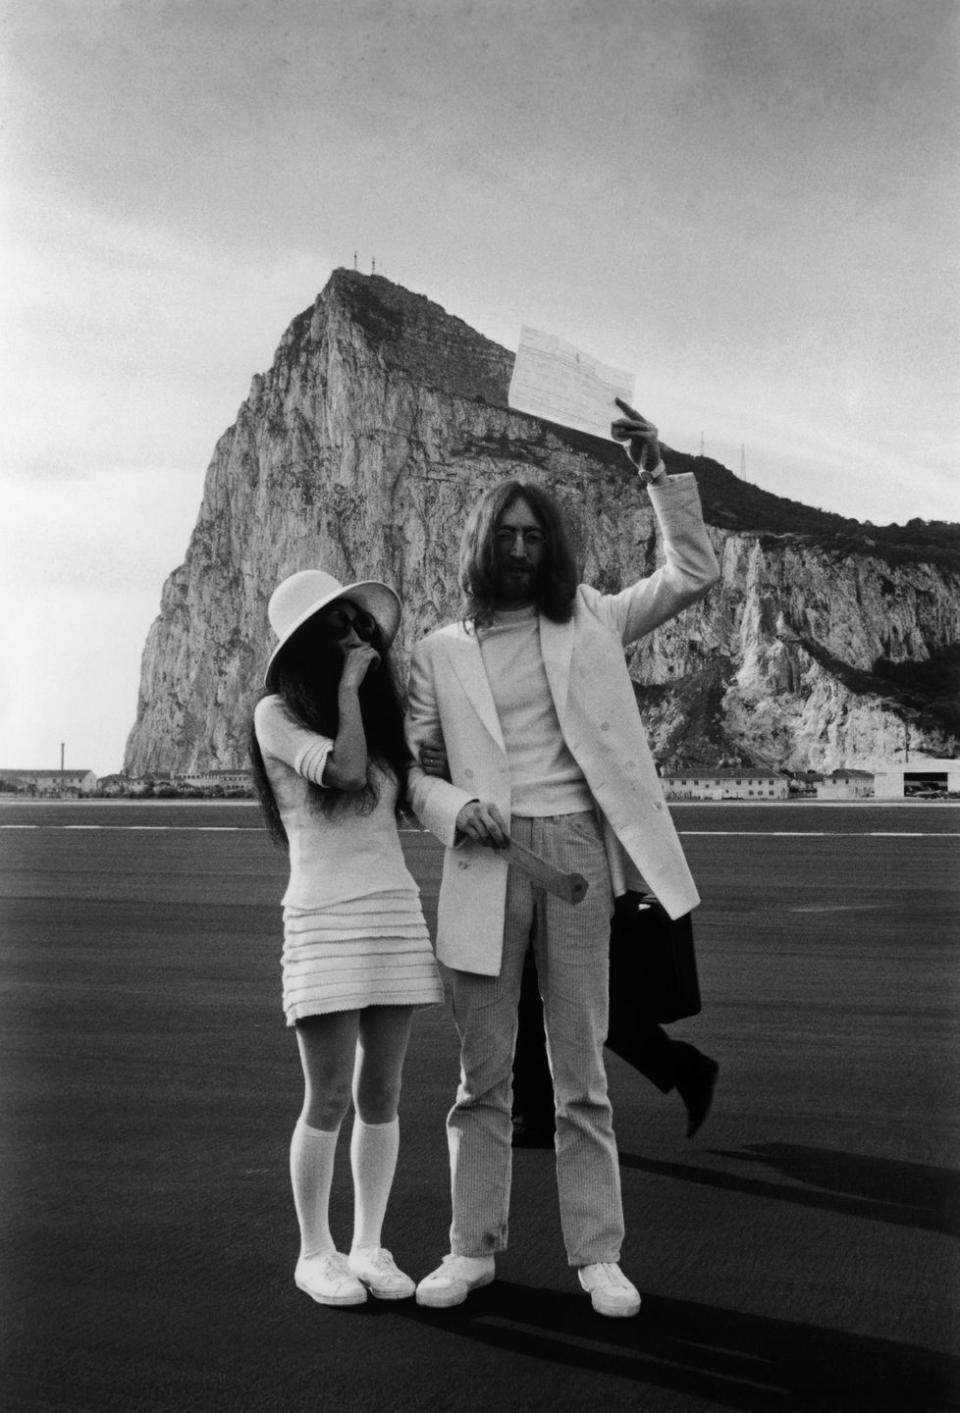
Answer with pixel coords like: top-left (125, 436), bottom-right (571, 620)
top-left (873, 760), bottom-right (960, 798)
top-left (661, 767), bottom-right (789, 801)
top-left (815, 769), bottom-right (874, 800)
top-left (0, 768), bottom-right (98, 796)
top-left (178, 769), bottom-right (253, 792)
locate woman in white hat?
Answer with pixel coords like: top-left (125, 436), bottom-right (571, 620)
top-left (251, 569), bottom-right (443, 1308)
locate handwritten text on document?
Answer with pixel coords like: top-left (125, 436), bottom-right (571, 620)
top-left (508, 327), bottom-right (635, 440)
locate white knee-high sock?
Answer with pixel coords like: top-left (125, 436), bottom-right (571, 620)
top-left (290, 1120), bottom-right (340, 1259)
top-left (350, 1116), bottom-right (400, 1252)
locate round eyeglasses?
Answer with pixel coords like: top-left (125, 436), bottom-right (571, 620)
top-left (494, 527), bottom-right (546, 549)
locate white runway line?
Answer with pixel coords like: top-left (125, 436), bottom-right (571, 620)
top-left (0, 824), bottom-right (254, 831)
top-left (2, 825), bottom-right (958, 838)
top-left (700, 829), bottom-right (958, 838)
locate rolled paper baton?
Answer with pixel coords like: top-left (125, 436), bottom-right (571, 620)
top-left (501, 835), bottom-right (589, 905)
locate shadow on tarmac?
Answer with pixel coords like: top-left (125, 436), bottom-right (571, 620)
top-left (391, 1281), bottom-right (960, 1412)
top-left (618, 1142), bottom-right (960, 1237)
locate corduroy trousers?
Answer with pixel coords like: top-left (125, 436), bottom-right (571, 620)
top-left (444, 811), bottom-right (623, 1267)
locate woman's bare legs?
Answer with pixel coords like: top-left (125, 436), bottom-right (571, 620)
top-left (291, 1006), bottom-right (417, 1300)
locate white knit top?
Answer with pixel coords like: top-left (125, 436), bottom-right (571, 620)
top-left (477, 606), bottom-right (593, 818)
top-left (254, 694), bottom-right (420, 910)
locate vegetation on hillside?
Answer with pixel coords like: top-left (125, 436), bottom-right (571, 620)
top-left (664, 452), bottom-right (960, 570)
top-left (871, 644), bottom-right (960, 739)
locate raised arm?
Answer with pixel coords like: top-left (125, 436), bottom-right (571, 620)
top-left (588, 401), bottom-right (720, 644)
top-left (321, 642), bottom-right (380, 791)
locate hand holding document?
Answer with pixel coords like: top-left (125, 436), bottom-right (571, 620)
top-left (508, 326), bottom-right (636, 440)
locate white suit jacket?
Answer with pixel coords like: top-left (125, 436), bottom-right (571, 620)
top-left (406, 473), bottom-right (720, 976)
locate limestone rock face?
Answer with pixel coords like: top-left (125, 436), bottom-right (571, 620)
top-left (124, 270), bottom-right (960, 776)
top-left (633, 535), bottom-right (960, 772)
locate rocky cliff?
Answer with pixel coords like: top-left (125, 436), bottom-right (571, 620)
top-left (124, 269), bottom-right (960, 776)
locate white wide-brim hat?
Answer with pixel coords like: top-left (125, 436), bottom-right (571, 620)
top-left (264, 569), bottom-right (402, 687)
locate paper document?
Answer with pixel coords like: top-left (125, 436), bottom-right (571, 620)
top-left (508, 326), bottom-right (635, 440)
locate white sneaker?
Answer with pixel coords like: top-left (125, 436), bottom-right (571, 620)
top-left (415, 1254), bottom-right (496, 1308)
top-left (577, 1262), bottom-right (642, 1317)
top-left (348, 1246), bottom-right (415, 1300)
top-left (294, 1251), bottom-right (367, 1307)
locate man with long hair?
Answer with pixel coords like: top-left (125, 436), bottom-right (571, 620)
top-left (407, 402), bottom-right (719, 1318)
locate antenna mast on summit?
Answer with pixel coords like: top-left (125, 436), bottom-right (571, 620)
top-left (372, 257), bottom-right (376, 274)
top-left (353, 251), bottom-right (358, 270)
top-left (740, 443), bottom-right (746, 479)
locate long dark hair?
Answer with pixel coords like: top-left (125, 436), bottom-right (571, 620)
top-left (459, 480), bottom-right (579, 630)
top-left (249, 604), bottom-right (411, 849)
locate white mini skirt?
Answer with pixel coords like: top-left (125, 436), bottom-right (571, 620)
top-left (281, 889), bottom-right (444, 1024)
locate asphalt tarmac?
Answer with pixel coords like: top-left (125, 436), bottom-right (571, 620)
top-left (1, 800), bottom-right (958, 1412)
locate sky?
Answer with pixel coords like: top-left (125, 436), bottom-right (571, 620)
top-left (1, 0), bottom-right (957, 777)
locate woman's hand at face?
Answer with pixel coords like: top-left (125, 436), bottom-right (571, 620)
top-left (339, 642), bottom-right (380, 689)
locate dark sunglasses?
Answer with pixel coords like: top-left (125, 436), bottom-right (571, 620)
top-left (321, 605), bottom-right (379, 642)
